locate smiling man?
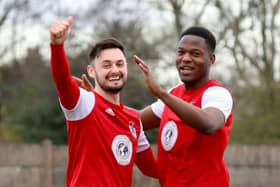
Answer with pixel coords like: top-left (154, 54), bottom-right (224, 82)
top-left (135, 26), bottom-right (234, 187)
top-left (49, 16), bottom-right (158, 187)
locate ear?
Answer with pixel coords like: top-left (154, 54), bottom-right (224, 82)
top-left (87, 64), bottom-right (95, 79)
top-left (209, 53), bottom-right (216, 65)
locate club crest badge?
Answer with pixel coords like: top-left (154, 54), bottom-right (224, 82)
top-left (111, 135), bottom-right (132, 166)
top-left (129, 121), bottom-right (137, 139)
top-left (161, 121), bottom-right (178, 151)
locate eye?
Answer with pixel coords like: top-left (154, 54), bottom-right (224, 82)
top-left (102, 62), bottom-right (112, 68)
top-left (116, 61), bottom-right (125, 67)
top-left (191, 51), bottom-right (201, 57)
top-left (176, 50), bottom-right (185, 56)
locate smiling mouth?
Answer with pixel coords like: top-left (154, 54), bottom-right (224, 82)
top-left (107, 75), bottom-right (123, 82)
top-left (180, 66), bottom-right (194, 70)
top-left (179, 66), bottom-right (194, 74)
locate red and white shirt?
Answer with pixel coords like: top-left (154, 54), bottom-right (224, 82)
top-left (152, 80), bottom-right (233, 187)
top-left (63, 89), bottom-right (150, 187)
top-left (50, 44), bottom-right (154, 187)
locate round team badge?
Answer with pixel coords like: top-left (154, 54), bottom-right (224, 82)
top-left (112, 135), bottom-right (132, 166)
top-left (161, 121), bottom-right (178, 151)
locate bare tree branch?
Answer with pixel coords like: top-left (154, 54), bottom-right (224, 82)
top-left (193, 0), bottom-right (212, 25)
top-left (0, 4), bottom-right (13, 27)
top-left (269, 0), bottom-right (280, 70)
top-left (168, 0), bottom-right (185, 37)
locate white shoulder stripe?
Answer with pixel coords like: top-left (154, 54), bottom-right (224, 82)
top-left (151, 99), bottom-right (164, 119)
top-left (202, 86), bottom-right (233, 120)
top-left (60, 88), bottom-right (95, 121)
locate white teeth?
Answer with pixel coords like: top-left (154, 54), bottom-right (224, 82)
top-left (182, 66), bottom-right (193, 70)
top-left (109, 76), bottom-right (120, 81)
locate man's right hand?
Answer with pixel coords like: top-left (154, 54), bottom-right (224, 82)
top-left (50, 16), bottom-right (73, 45)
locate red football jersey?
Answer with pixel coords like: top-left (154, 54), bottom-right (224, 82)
top-left (50, 44), bottom-right (152, 187)
top-left (64, 90), bottom-right (145, 187)
top-left (152, 80), bottom-right (233, 187)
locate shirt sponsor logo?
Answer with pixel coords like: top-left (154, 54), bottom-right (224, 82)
top-left (112, 135), bottom-right (132, 166)
top-left (161, 121), bottom-right (178, 151)
top-left (105, 108), bottom-right (115, 116)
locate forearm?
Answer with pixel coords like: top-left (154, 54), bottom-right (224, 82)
top-left (140, 106), bottom-right (160, 130)
top-left (135, 147), bottom-right (158, 178)
top-left (50, 43), bottom-right (79, 109)
top-left (158, 91), bottom-right (224, 134)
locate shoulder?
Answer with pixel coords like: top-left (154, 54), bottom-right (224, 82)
top-left (169, 84), bottom-right (185, 94)
top-left (61, 88), bottom-right (95, 121)
top-left (202, 84), bottom-right (233, 119)
top-left (123, 106), bottom-right (138, 114)
top-left (123, 106), bottom-right (140, 118)
top-left (203, 79), bottom-right (232, 98)
top-left (202, 85), bottom-right (233, 104)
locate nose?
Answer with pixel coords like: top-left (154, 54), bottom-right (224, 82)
top-left (111, 64), bottom-right (120, 73)
top-left (182, 52), bottom-right (191, 62)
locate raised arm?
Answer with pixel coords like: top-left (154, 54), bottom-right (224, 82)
top-left (50, 16), bottom-right (80, 109)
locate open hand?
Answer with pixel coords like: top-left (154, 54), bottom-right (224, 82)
top-left (134, 55), bottom-right (165, 97)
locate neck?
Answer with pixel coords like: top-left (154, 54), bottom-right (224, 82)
top-left (95, 88), bottom-right (120, 105)
top-left (184, 77), bottom-right (210, 90)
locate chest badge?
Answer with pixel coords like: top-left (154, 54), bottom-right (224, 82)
top-left (161, 121), bottom-right (178, 151)
top-left (111, 135), bottom-right (132, 166)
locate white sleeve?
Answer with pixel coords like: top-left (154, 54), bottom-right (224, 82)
top-left (202, 86), bottom-right (233, 120)
top-left (136, 121), bottom-right (150, 153)
top-left (151, 99), bottom-right (165, 119)
top-left (151, 86), bottom-right (176, 119)
top-left (60, 88), bottom-right (95, 121)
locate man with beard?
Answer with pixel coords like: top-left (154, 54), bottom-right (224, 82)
top-left (49, 16), bottom-right (158, 187)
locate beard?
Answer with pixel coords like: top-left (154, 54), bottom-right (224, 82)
top-left (99, 83), bottom-right (125, 94)
top-left (95, 74), bottom-right (127, 94)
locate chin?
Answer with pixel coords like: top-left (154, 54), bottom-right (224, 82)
top-left (180, 76), bottom-right (192, 83)
top-left (104, 84), bottom-right (126, 93)
top-left (107, 87), bottom-right (123, 94)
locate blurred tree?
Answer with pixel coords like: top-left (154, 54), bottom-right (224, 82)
top-left (212, 0), bottom-right (280, 144)
top-left (0, 0), bottom-right (30, 128)
top-left (0, 0), bottom-right (27, 60)
top-left (0, 0), bottom-right (51, 62)
top-left (214, 0), bottom-right (280, 103)
top-left (0, 48), bottom-right (67, 144)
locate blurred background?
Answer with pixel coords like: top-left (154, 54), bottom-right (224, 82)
top-left (0, 0), bottom-right (280, 186)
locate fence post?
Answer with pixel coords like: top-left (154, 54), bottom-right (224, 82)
top-left (42, 139), bottom-right (53, 187)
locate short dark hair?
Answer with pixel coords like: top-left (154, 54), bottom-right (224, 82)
top-left (89, 38), bottom-right (126, 63)
top-left (179, 26), bottom-right (216, 52)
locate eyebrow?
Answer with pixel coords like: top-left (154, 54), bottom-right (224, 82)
top-left (176, 46), bottom-right (202, 51)
top-left (101, 59), bottom-right (125, 63)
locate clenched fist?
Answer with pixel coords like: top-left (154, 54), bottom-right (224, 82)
top-left (50, 16), bottom-right (73, 45)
